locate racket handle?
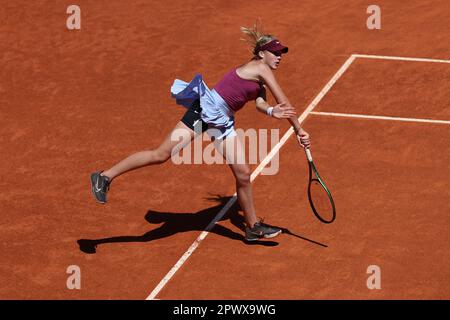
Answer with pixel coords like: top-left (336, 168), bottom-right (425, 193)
top-left (305, 148), bottom-right (313, 162)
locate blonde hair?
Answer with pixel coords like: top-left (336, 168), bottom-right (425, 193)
top-left (240, 19), bottom-right (276, 56)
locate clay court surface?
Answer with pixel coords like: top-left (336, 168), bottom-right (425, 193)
top-left (1, 1), bottom-right (449, 299)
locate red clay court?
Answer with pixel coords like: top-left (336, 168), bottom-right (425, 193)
top-left (1, 1), bottom-right (449, 299)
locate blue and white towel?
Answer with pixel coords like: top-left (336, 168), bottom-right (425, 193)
top-left (170, 74), bottom-right (236, 140)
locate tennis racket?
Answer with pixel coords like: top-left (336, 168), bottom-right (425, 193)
top-left (305, 148), bottom-right (336, 223)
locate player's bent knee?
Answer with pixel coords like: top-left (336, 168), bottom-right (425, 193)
top-left (152, 149), bottom-right (171, 164)
top-left (236, 169), bottom-right (251, 186)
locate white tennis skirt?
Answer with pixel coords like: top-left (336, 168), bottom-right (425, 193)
top-left (170, 74), bottom-right (236, 140)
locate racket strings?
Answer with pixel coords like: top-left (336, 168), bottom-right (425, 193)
top-left (308, 164), bottom-right (336, 223)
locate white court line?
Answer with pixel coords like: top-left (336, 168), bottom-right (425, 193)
top-left (310, 111), bottom-right (450, 125)
top-left (352, 53), bottom-right (450, 64)
top-left (145, 55), bottom-right (357, 300)
top-left (146, 195), bottom-right (238, 300)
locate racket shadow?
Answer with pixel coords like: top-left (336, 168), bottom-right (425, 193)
top-left (279, 228), bottom-right (328, 248)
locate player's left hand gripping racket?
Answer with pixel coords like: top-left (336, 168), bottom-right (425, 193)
top-left (304, 148), bottom-right (336, 223)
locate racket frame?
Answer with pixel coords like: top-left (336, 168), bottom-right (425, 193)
top-left (305, 148), bottom-right (336, 223)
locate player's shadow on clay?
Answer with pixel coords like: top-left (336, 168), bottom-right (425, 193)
top-left (77, 195), bottom-right (326, 254)
top-left (78, 195), bottom-right (269, 254)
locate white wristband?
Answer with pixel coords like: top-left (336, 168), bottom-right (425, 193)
top-left (267, 107), bottom-right (274, 117)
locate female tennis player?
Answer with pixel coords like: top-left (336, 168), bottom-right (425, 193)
top-left (90, 22), bottom-right (311, 241)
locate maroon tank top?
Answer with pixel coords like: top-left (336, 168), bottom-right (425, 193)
top-left (214, 69), bottom-right (263, 112)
